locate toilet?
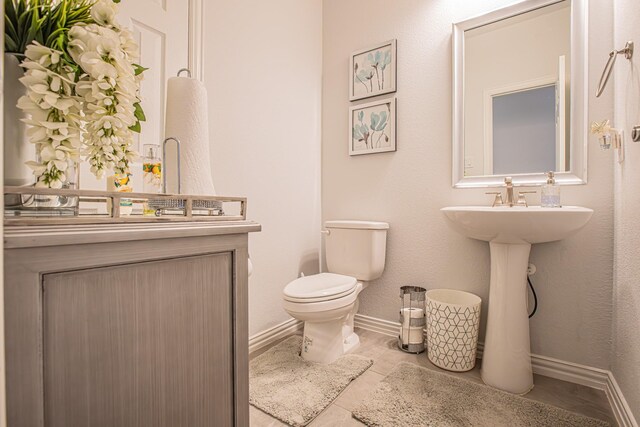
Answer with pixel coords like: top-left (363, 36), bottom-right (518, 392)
top-left (282, 220), bottom-right (389, 364)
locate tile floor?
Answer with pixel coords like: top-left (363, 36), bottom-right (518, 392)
top-left (249, 328), bottom-right (616, 426)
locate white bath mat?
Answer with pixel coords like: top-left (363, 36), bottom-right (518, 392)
top-left (353, 362), bottom-right (609, 427)
top-left (249, 335), bottom-right (373, 426)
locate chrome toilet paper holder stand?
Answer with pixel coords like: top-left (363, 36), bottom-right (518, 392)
top-left (161, 66), bottom-right (194, 194)
top-left (151, 137), bottom-right (222, 213)
top-left (162, 136), bottom-right (182, 194)
top-left (398, 286), bottom-right (427, 354)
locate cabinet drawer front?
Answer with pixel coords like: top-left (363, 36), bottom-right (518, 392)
top-left (42, 253), bottom-right (233, 427)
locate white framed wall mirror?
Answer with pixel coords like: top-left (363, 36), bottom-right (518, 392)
top-left (452, 0), bottom-right (588, 188)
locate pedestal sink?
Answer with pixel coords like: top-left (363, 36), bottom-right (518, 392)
top-left (441, 206), bottom-right (593, 394)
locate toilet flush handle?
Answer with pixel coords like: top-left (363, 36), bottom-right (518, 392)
top-left (320, 229), bottom-right (331, 236)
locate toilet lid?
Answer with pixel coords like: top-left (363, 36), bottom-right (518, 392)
top-left (283, 273), bottom-right (358, 300)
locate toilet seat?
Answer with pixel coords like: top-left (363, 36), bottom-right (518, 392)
top-left (283, 285), bottom-right (361, 315)
top-left (283, 273), bottom-right (357, 303)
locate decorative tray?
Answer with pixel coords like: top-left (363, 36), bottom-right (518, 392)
top-left (4, 186), bottom-right (246, 225)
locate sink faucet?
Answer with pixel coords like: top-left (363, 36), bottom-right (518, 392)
top-left (504, 177), bottom-right (514, 206)
top-left (486, 177), bottom-right (536, 207)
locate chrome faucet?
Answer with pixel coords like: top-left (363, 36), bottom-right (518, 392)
top-left (486, 177), bottom-right (536, 207)
top-left (504, 177), bottom-right (515, 206)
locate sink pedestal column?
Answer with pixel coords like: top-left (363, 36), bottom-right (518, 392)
top-left (481, 241), bottom-right (534, 394)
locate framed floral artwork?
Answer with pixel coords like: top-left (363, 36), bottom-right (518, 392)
top-left (349, 39), bottom-right (397, 101)
top-left (349, 97), bottom-right (397, 156)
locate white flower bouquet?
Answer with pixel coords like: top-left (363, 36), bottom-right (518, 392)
top-left (5, 0), bottom-right (146, 188)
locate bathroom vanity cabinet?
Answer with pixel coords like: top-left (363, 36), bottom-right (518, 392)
top-left (4, 221), bottom-right (260, 427)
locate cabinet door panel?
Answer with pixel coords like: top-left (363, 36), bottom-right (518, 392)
top-left (42, 253), bottom-right (233, 427)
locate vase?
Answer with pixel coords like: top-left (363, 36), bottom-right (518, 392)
top-left (5, 161), bottom-right (80, 217)
top-left (3, 53), bottom-right (34, 187)
top-left (3, 53), bottom-right (79, 217)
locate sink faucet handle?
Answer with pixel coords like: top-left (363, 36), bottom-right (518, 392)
top-left (516, 191), bottom-right (536, 207)
top-left (503, 177), bottom-right (515, 206)
top-left (486, 191), bottom-right (504, 207)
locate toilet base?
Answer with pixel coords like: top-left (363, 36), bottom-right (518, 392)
top-left (300, 321), bottom-right (360, 364)
top-left (343, 331), bottom-right (360, 354)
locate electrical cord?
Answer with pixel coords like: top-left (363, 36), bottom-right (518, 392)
top-left (527, 275), bottom-right (538, 318)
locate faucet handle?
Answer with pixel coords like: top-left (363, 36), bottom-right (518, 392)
top-left (504, 177), bottom-right (513, 185)
top-left (486, 191), bottom-right (504, 207)
top-left (516, 191), bottom-right (536, 207)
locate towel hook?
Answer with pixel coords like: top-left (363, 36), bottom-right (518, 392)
top-left (177, 68), bottom-right (192, 78)
top-left (596, 41), bottom-right (633, 97)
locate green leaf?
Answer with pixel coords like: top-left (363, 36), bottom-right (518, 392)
top-left (45, 27), bottom-right (66, 46)
top-left (55, 32), bottom-right (66, 51)
top-left (24, 9), bottom-right (41, 49)
top-left (5, 0), bottom-right (95, 54)
top-left (129, 121), bottom-right (142, 133)
top-left (17, 9), bottom-right (31, 31)
top-left (133, 102), bottom-right (146, 122)
top-left (58, 0), bottom-right (68, 28)
top-left (5, 14), bottom-right (19, 41)
top-left (132, 63), bottom-right (148, 76)
top-left (63, 49), bottom-right (76, 65)
top-left (5, 0), bottom-right (18, 24)
top-left (5, 33), bottom-right (19, 52)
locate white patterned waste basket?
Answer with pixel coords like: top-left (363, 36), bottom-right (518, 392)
top-left (426, 289), bottom-right (481, 372)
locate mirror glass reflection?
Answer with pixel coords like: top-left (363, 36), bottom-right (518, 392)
top-left (462, 1), bottom-right (571, 178)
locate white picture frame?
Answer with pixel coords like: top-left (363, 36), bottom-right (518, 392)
top-left (349, 39), bottom-right (397, 101)
top-left (349, 97), bottom-right (397, 156)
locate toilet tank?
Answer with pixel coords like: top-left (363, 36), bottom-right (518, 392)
top-left (324, 220), bottom-right (389, 281)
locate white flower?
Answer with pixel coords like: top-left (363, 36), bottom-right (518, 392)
top-left (24, 42), bottom-right (55, 67)
top-left (18, 0), bottom-right (143, 186)
top-left (17, 43), bottom-right (84, 188)
top-left (91, 0), bottom-right (118, 27)
top-left (119, 28), bottom-right (140, 61)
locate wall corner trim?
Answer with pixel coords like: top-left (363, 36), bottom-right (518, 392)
top-left (606, 372), bottom-right (639, 427)
top-left (187, 0), bottom-right (205, 81)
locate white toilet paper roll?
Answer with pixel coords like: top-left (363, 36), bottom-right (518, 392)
top-left (164, 76), bottom-right (216, 196)
top-left (400, 327), bottom-right (424, 344)
top-left (400, 307), bottom-right (424, 327)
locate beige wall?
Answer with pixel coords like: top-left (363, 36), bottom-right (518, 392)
top-left (322, 0), bottom-right (614, 369)
top-left (203, 0), bottom-right (323, 335)
top-left (612, 0), bottom-right (640, 418)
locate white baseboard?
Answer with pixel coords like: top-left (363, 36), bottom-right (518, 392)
top-left (353, 313), bottom-right (399, 336)
top-left (353, 313), bottom-right (637, 427)
top-left (530, 354), bottom-right (609, 390)
top-left (248, 318), bottom-right (303, 354)
top-left (606, 373), bottom-right (639, 427)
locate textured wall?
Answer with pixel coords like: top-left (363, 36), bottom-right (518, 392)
top-left (322, 0), bottom-right (614, 369)
top-left (203, 0), bottom-right (323, 335)
top-left (612, 0), bottom-right (640, 418)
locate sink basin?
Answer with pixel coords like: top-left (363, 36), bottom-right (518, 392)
top-left (441, 206), bottom-right (594, 244)
top-left (441, 205), bottom-right (593, 394)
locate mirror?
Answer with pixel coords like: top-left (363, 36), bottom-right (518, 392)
top-left (452, 0), bottom-right (588, 188)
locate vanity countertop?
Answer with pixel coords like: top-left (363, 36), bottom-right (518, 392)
top-left (4, 220), bottom-right (262, 249)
